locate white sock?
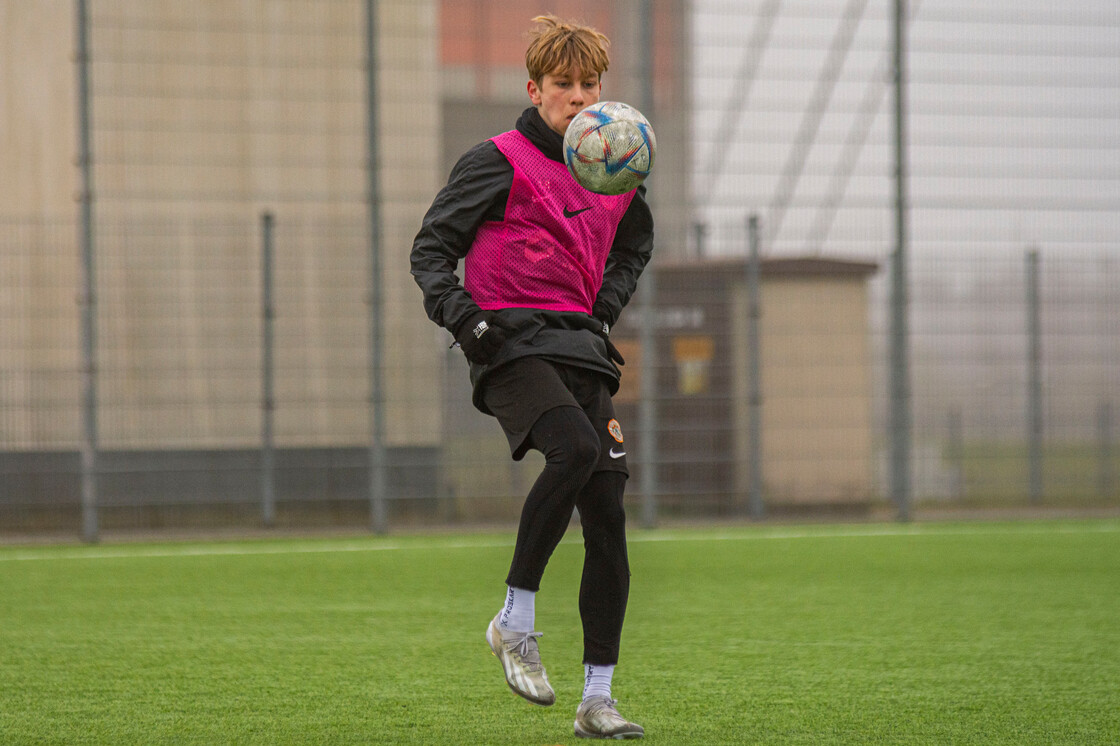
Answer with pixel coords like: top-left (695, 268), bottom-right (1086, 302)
top-left (497, 586), bottom-right (535, 631)
top-left (583, 663), bottom-right (615, 701)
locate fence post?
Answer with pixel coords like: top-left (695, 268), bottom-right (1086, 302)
top-left (746, 215), bottom-right (764, 519)
top-left (75, 0), bottom-right (99, 543)
top-left (888, 0), bottom-right (912, 521)
top-left (947, 407), bottom-right (964, 500)
top-left (261, 213), bottom-right (276, 526)
top-left (637, 271), bottom-right (659, 529)
top-left (365, 0), bottom-right (388, 534)
top-left (637, 0), bottom-right (658, 528)
top-left (692, 221), bottom-right (707, 258)
top-left (1099, 400), bottom-right (1114, 499)
top-left (1026, 247), bottom-right (1043, 503)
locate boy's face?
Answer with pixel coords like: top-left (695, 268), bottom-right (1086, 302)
top-left (527, 65), bottom-right (602, 136)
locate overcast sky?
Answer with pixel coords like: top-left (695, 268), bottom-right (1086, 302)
top-left (691, 0), bottom-right (1120, 262)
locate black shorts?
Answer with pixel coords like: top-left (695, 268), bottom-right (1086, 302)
top-left (480, 357), bottom-right (629, 475)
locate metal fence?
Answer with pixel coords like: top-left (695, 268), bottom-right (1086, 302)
top-left (1, 0), bottom-right (1118, 540)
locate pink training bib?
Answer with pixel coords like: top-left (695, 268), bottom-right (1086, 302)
top-left (464, 130), bottom-right (635, 313)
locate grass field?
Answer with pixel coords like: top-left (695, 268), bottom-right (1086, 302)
top-left (2, 520), bottom-right (1118, 745)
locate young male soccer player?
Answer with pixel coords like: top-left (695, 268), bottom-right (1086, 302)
top-left (410, 14), bottom-right (653, 740)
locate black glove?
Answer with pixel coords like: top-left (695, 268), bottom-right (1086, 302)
top-left (454, 311), bottom-right (516, 365)
top-left (576, 314), bottom-right (625, 367)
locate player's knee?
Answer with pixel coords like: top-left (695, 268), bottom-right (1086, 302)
top-left (551, 433), bottom-right (598, 488)
top-left (569, 422), bottom-right (601, 469)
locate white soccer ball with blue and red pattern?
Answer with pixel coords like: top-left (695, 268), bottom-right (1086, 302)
top-left (563, 101), bottom-right (656, 196)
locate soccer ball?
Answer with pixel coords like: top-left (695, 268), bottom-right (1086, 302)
top-left (563, 101), bottom-right (656, 196)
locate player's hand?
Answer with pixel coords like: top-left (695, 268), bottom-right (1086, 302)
top-left (454, 311), bottom-right (516, 365)
top-left (576, 314), bottom-right (625, 367)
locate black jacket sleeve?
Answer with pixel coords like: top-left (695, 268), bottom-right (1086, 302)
top-left (409, 141), bottom-right (512, 335)
top-left (591, 183), bottom-right (655, 328)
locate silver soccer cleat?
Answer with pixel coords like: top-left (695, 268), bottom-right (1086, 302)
top-left (574, 695), bottom-right (645, 739)
top-left (485, 614), bottom-right (556, 706)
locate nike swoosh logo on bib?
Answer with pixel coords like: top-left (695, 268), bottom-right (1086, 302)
top-left (563, 206), bottom-right (593, 218)
top-left (609, 448), bottom-right (626, 459)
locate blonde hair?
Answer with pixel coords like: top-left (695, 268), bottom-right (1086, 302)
top-left (525, 14), bottom-right (611, 83)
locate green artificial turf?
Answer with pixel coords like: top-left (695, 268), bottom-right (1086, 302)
top-left (1, 521), bottom-right (1117, 744)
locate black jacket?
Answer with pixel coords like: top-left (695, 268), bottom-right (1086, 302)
top-left (410, 107), bottom-right (654, 410)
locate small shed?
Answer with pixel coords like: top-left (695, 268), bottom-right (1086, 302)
top-left (611, 257), bottom-right (880, 514)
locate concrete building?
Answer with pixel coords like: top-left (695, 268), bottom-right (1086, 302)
top-left (612, 258), bottom-right (879, 514)
top-left (0, 1), bottom-right (691, 522)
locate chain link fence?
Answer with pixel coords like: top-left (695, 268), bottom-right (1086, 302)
top-left (1, 1), bottom-right (1117, 539)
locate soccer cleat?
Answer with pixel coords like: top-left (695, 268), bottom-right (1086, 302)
top-left (574, 695), bottom-right (645, 739)
top-left (485, 614), bottom-right (556, 706)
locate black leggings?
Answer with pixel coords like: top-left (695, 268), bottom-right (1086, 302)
top-left (504, 405), bottom-right (631, 665)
